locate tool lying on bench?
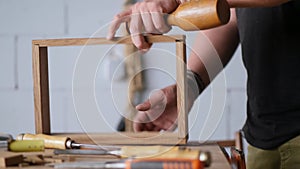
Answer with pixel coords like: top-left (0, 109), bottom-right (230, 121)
top-left (17, 133), bottom-right (117, 150)
top-left (0, 133), bottom-right (44, 152)
top-left (49, 158), bottom-right (204, 169)
top-left (52, 147), bottom-right (210, 167)
top-left (52, 146), bottom-right (211, 168)
top-left (54, 145), bottom-right (207, 159)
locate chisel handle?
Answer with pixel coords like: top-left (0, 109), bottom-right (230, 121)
top-left (125, 159), bottom-right (203, 169)
top-left (167, 0), bottom-right (230, 31)
top-left (16, 133), bottom-right (71, 149)
top-left (9, 140), bottom-right (44, 152)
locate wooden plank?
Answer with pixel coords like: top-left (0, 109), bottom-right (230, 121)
top-left (32, 45), bottom-right (50, 134)
top-left (32, 35), bottom-right (185, 47)
top-left (124, 44), bottom-right (142, 132)
top-left (176, 39), bottom-right (188, 139)
top-left (52, 132), bottom-right (187, 145)
top-left (0, 152), bottom-right (23, 167)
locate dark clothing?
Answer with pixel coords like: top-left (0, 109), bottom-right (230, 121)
top-left (236, 1), bottom-right (300, 149)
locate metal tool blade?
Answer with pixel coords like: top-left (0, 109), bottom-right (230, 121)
top-left (0, 133), bottom-right (12, 149)
top-left (48, 161), bottom-right (126, 169)
top-left (71, 142), bottom-right (120, 151)
top-left (54, 149), bottom-right (122, 157)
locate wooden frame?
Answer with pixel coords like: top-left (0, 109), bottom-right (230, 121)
top-left (32, 35), bottom-right (188, 144)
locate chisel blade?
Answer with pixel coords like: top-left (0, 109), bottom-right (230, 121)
top-left (48, 161), bottom-right (125, 169)
top-left (71, 142), bottom-right (121, 151)
top-left (53, 149), bottom-right (122, 157)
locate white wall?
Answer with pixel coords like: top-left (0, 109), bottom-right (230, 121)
top-left (0, 0), bottom-right (247, 143)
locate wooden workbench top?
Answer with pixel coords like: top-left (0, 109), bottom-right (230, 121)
top-left (0, 144), bottom-right (231, 169)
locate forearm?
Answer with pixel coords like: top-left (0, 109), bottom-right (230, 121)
top-left (187, 9), bottom-right (239, 87)
top-left (227, 0), bottom-right (290, 7)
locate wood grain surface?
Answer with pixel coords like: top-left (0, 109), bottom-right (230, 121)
top-left (0, 144), bottom-right (231, 169)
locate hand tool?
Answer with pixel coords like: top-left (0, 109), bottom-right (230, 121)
top-left (16, 133), bottom-right (118, 150)
top-left (0, 133), bottom-right (13, 149)
top-left (53, 146), bottom-right (211, 167)
top-left (48, 158), bottom-right (204, 169)
top-left (53, 149), bottom-right (122, 157)
top-left (0, 133), bottom-right (44, 152)
top-left (124, 0), bottom-right (230, 33)
top-left (168, 0), bottom-right (230, 31)
top-left (53, 145), bottom-right (202, 159)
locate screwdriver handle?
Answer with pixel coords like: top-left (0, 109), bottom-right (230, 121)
top-left (167, 0), bottom-right (230, 31)
top-left (125, 159), bottom-right (203, 169)
top-left (16, 133), bottom-right (71, 149)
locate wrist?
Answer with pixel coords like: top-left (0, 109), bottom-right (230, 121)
top-left (186, 69), bottom-right (206, 110)
top-left (187, 69), bottom-right (205, 95)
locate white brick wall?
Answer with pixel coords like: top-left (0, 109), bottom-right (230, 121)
top-left (0, 0), bottom-right (247, 144)
top-left (0, 90), bottom-right (35, 136)
top-left (66, 0), bottom-right (123, 36)
top-left (0, 0), bottom-right (65, 35)
top-left (0, 36), bottom-right (15, 89)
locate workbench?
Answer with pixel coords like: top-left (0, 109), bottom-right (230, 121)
top-left (0, 143), bottom-right (231, 169)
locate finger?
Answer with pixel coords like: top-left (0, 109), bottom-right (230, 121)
top-left (153, 119), bottom-right (175, 131)
top-left (136, 100), bottom-right (151, 111)
top-left (153, 126), bottom-right (163, 131)
top-left (140, 11), bottom-right (159, 34)
top-left (151, 12), bottom-right (171, 33)
top-left (134, 123), bottom-right (144, 132)
top-left (145, 122), bottom-right (156, 131)
top-left (136, 89), bottom-right (166, 111)
top-left (166, 121), bottom-right (178, 131)
top-left (130, 11), bottom-right (151, 50)
top-left (148, 89), bottom-right (167, 108)
top-left (133, 117), bottom-right (156, 131)
top-left (107, 10), bottom-right (131, 39)
top-left (134, 111), bottom-right (150, 122)
top-left (139, 34), bottom-right (153, 53)
top-left (133, 111), bottom-right (148, 131)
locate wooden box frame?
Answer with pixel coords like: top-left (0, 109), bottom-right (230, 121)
top-left (32, 35), bottom-right (188, 144)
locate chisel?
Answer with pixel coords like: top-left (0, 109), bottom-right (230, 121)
top-left (53, 148), bottom-right (211, 167)
top-left (49, 158), bottom-right (204, 169)
top-left (53, 149), bottom-right (122, 157)
top-left (16, 133), bottom-right (118, 150)
top-left (0, 133), bottom-right (44, 152)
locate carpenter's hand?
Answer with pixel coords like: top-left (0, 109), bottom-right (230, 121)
top-left (107, 0), bottom-right (179, 52)
top-left (133, 84), bottom-right (178, 131)
top-left (133, 70), bottom-right (203, 131)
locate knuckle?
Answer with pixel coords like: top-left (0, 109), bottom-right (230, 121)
top-left (114, 14), bottom-right (122, 20)
top-left (133, 2), bottom-right (144, 11)
top-left (135, 42), bottom-right (143, 49)
top-left (148, 1), bottom-right (160, 8)
top-left (155, 23), bottom-right (165, 31)
top-left (129, 25), bottom-right (139, 33)
top-left (145, 26), bottom-right (156, 34)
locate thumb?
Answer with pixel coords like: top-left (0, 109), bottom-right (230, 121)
top-left (136, 100), bottom-right (151, 111)
top-left (136, 89), bottom-right (166, 111)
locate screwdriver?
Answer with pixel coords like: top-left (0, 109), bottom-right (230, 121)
top-left (50, 158), bottom-right (204, 169)
top-left (16, 133), bottom-right (116, 150)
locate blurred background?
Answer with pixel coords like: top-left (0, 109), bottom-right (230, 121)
top-left (0, 0), bottom-right (247, 143)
